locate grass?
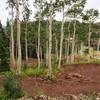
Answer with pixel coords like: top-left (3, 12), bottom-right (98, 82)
top-left (22, 64), bottom-right (60, 79)
top-left (0, 64), bottom-right (60, 80)
top-left (63, 53), bottom-right (100, 65)
top-left (22, 67), bottom-right (47, 77)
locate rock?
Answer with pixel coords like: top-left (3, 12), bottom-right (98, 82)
top-left (65, 73), bottom-right (90, 82)
top-left (17, 96), bottom-right (33, 100)
top-left (17, 94), bottom-right (100, 100)
top-left (56, 96), bottom-right (66, 100)
top-left (96, 97), bottom-right (100, 100)
top-left (64, 94), bottom-right (78, 100)
top-left (33, 95), bottom-right (50, 100)
top-left (50, 98), bottom-right (58, 100)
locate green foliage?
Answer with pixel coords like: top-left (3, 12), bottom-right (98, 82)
top-left (52, 66), bottom-right (59, 78)
top-left (0, 87), bottom-right (7, 99)
top-left (83, 48), bottom-right (89, 54)
top-left (3, 72), bottom-right (23, 99)
top-left (0, 21), bottom-right (10, 72)
top-left (82, 9), bottom-right (99, 22)
top-left (88, 91), bottom-right (98, 100)
top-left (22, 66), bottom-right (59, 79)
top-left (23, 67), bottom-right (47, 77)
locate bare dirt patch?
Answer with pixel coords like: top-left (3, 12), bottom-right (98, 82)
top-left (21, 63), bottom-right (100, 97)
top-left (0, 63), bottom-right (100, 97)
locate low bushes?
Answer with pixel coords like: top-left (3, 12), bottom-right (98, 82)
top-left (0, 72), bottom-right (23, 99)
top-left (23, 67), bottom-right (47, 77)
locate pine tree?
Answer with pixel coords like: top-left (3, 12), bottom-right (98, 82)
top-left (0, 20), bottom-right (10, 72)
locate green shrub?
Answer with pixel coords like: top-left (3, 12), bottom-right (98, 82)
top-left (0, 88), bottom-right (7, 100)
top-left (3, 72), bottom-right (23, 99)
top-left (23, 67), bottom-right (47, 77)
top-left (88, 91), bottom-right (97, 100)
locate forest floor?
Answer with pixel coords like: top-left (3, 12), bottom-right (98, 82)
top-left (22, 63), bottom-right (100, 97)
top-left (0, 62), bottom-right (100, 97)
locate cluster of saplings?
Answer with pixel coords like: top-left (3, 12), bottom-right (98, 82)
top-left (0, 0), bottom-right (100, 77)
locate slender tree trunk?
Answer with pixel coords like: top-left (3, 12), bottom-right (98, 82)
top-left (58, 8), bottom-right (64, 69)
top-left (75, 35), bottom-right (78, 55)
top-left (25, 21), bottom-right (28, 66)
top-left (10, 7), bottom-right (15, 68)
top-left (88, 22), bottom-right (91, 62)
top-left (75, 44), bottom-right (77, 55)
top-left (55, 36), bottom-right (58, 62)
top-left (16, 0), bottom-right (22, 74)
top-left (40, 46), bottom-right (43, 66)
top-left (64, 39), bottom-right (67, 58)
top-left (37, 18), bottom-right (41, 68)
top-left (97, 38), bottom-right (100, 51)
top-left (71, 20), bottom-right (76, 63)
top-left (80, 41), bottom-right (84, 55)
top-left (46, 19), bottom-right (49, 67)
top-left (67, 21), bottom-right (71, 63)
top-left (48, 0), bottom-right (53, 77)
top-left (46, 41), bottom-right (48, 67)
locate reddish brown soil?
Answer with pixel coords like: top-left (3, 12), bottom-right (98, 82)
top-left (0, 63), bottom-right (100, 97)
top-left (21, 63), bottom-right (100, 97)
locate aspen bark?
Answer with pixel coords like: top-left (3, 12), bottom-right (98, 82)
top-left (55, 37), bottom-right (58, 62)
top-left (25, 21), bottom-right (28, 66)
top-left (10, 7), bottom-right (15, 68)
top-left (71, 20), bottom-right (76, 63)
top-left (16, 0), bottom-right (22, 74)
top-left (67, 21), bottom-right (71, 63)
top-left (37, 18), bottom-right (41, 68)
top-left (80, 41), bottom-right (84, 55)
top-left (48, 0), bottom-right (53, 77)
top-left (58, 7), bottom-right (64, 69)
top-left (46, 19), bottom-right (49, 67)
top-left (46, 41), bottom-right (49, 67)
top-left (88, 22), bottom-right (91, 62)
top-left (40, 46), bottom-right (43, 66)
top-left (97, 38), bottom-right (100, 51)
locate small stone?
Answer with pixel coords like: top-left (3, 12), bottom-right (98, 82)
top-left (96, 97), bottom-right (100, 100)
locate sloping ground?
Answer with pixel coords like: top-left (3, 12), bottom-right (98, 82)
top-left (0, 63), bottom-right (100, 97)
top-left (22, 63), bottom-right (100, 97)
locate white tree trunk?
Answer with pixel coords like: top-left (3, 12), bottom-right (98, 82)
top-left (48, 0), bottom-right (53, 77)
top-left (88, 22), bottom-right (92, 62)
top-left (64, 39), bottom-right (67, 58)
top-left (10, 7), bottom-right (15, 68)
top-left (80, 41), bottom-right (84, 55)
top-left (71, 20), bottom-right (76, 63)
top-left (40, 46), bottom-right (43, 66)
top-left (55, 37), bottom-right (58, 62)
top-left (25, 21), bottom-right (28, 66)
top-left (58, 8), bottom-right (64, 69)
top-left (46, 20), bottom-right (49, 67)
top-left (67, 21), bottom-right (71, 63)
top-left (97, 38), bottom-right (100, 51)
top-left (37, 18), bottom-right (41, 68)
top-left (46, 41), bottom-right (49, 67)
top-left (16, 0), bottom-right (22, 74)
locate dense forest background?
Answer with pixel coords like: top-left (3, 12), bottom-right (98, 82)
top-left (0, 0), bottom-right (100, 77)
